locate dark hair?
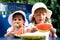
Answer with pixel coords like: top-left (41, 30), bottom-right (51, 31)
top-left (12, 12), bottom-right (25, 21)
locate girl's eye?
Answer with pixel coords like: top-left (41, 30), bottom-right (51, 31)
top-left (19, 19), bottom-right (21, 21)
top-left (42, 14), bottom-right (44, 16)
top-left (13, 19), bottom-right (16, 21)
top-left (42, 13), bottom-right (46, 16)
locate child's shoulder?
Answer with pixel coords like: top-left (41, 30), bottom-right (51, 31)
top-left (28, 23), bottom-right (35, 28)
top-left (29, 23), bottom-right (34, 25)
top-left (28, 23), bottom-right (34, 26)
top-left (7, 27), bottom-right (13, 32)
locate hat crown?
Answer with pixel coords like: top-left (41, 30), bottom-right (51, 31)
top-left (12, 10), bottom-right (26, 18)
top-left (32, 2), bottom-right (47, 13)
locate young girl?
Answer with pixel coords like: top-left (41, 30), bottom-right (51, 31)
top-left (28, 2), bottom-right (57, 37)
top-left (4, 10), bottom-right (28, 37)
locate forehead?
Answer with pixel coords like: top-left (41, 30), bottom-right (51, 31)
top-left (13, 13), bottom-right (24, 18)
top-left (34, 8), bottom-right (47, 14)
top-left (13, 15), bottom-right (22, 18)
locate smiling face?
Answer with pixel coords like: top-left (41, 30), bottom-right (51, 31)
top-left (12, 13), bottom-right (25, 26)
top-left (33, 8), bottom-right (47, 24)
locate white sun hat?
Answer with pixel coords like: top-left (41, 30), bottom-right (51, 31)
top-left (29, 2), bottom-right (52, 21)
top-left (8, 10), bottom-right (28, 26)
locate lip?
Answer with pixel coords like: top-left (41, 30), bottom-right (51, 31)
top-left (39, 19), bottom-right (43, 21)
top-left (16, 23), bottom-right (19, 24)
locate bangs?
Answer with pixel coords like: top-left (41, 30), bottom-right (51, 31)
top-left (13, 12), bottom-right (23, 18)
top-left (34, 8), bottom-right (47, 13)
top-left (12, 12), bottom-right (25, 21)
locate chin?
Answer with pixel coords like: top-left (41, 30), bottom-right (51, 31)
top-left (38, 21), bottom-right (43, 23)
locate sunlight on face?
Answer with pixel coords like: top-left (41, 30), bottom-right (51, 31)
top-left (33, 8), bottom-right (47, 24)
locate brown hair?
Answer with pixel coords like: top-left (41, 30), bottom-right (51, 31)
top-left (34, 8), bottom-right (47, 14)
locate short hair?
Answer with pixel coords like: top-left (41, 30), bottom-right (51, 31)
top-left (12, 12), bottom-right (25, 21)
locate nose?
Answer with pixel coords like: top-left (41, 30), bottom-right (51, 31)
top-left (16, 20), bottom-right (19, 24)
top-left (38, 14), bottom-right (43, 18)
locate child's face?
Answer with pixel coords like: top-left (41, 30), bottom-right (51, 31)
top-left (12, 14), bottom-right (24, 26)
top-left (33, 8), bottom-right (47, 24)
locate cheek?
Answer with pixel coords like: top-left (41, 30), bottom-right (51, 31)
top-left (19, 20), bottom-right (24, 23)
top-left (12, 21), bottom-right (16, 24)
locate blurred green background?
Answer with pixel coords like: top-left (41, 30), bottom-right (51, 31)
top-left (0, 0), bottom-right (60, 37)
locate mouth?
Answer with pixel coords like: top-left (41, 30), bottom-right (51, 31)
top-left (39, 19), bottom-right (43, 21)
top-left (37, 19), bottom-right (43, 23)
top-left (17, 23), bottom-right (19, 24)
